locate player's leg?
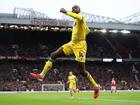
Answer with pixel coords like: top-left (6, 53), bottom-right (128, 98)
top-left (24, 82), bottom-right (31, 91)
top-left (77, 62), bottom-right (99, 88)
top-left (69, 83), bottom-right (74, 97)
top-left (30, 47), bottom-right (65, 80)
top-left (111, 87), bottom-right (113, 93)
top-left (40, 47), bottom-right (65, 77)
top-left (21, 81), bottom-right (31, 91)
top-left (73, 41), bottom-right (99, 99)
top-left (73, 88), bottom-right (79, 93)
top-left (115, 87), bottom-right (117, 93)
top-left (73, 82), bottom-right (78, 93)
top-left (70, 88), bottom-right (74, 97)
top-left (30, 41), bottom-right (73, 81)
top-left (77, 62), bottom-right (100, 99)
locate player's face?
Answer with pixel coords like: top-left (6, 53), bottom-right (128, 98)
top-left (72, 5), bottom-right (80, 14)
top-left (69, 72), bottom-right (73, 76)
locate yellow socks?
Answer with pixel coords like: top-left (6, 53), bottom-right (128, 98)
top-left (40, 60), bottom-right (53, 78)
top-left (87, 73), bottom-right (98, 88)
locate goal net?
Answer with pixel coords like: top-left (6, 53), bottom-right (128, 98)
top-left (41, 84), bottom-right (65, 91)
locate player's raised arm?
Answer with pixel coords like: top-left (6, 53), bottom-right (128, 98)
top-left (60, 5), bottom-right (82, 20)
top-left (66, 11), bottom-right (82, 20)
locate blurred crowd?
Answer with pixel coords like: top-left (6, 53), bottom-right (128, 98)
top-left (0, 61), bottom-right (139, 91)
top-left (0, 29), bottom-right (140, 58)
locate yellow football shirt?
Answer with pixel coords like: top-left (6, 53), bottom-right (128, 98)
top-left (68, 75), bottom-right (76, 83)
top-left (66, 11), bottom-right (90, 42)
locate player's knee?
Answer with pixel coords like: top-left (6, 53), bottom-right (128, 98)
top-left (77, 65), bottom-right (88, 77)
top-left (50, 52), bottom-right (57, 59)
top-left (80, 70), bottom-right (88, 77)
top-left (50, 48), bottom-right (64, 59)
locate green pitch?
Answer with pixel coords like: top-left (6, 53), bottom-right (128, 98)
top-left (0, 92), bottom-right (140, 105)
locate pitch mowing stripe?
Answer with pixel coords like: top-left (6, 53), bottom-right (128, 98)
top-left (79, 98), bottom-right (140, 103)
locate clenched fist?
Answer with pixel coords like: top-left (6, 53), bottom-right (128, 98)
top-left (60, 8), bottom-right (67, 14)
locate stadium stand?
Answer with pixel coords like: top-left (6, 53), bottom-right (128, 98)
top-left (0, 61), bottom-right (139, 91)
top-left (0, 29), bottom-right (140, 91)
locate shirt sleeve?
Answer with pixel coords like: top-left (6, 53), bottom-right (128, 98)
top-left (66, 11), bottom-right (82, 20)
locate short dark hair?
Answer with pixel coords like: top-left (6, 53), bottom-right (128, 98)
top-left (72, 5), bottom-right (80, 13)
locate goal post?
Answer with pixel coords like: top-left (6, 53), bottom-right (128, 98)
top-left (41, 84), bottom-right (65, 92)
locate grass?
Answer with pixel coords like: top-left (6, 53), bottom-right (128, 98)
top-left (0, 92), bottom-right (140, 105)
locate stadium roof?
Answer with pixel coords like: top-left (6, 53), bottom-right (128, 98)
top-left (119, 11), bottom-right (140, 24)
top-left (0, 8), bottom-right (140, 31)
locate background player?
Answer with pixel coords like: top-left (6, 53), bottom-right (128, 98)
top-left (30, 5), bottom-right (100, 99)
top-left (111, 78), bottom-right (117, 93)
top-left (67, 71), bottom-right (79, 98)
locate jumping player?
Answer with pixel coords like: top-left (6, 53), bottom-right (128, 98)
top-left (30, 5), bottom-right (100, 99)
top-left (111, 78), bottom-right (117, 93)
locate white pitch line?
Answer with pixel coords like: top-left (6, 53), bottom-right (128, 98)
top-left (79, 98), bottom-right (140, 103)
top-left (99, 99), bottom-right (140, 103)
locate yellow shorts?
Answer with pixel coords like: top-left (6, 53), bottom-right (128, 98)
top-left (62, 40), bottom-right (87, 63)
top-left (69, 82), bottom-right (76, 89)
